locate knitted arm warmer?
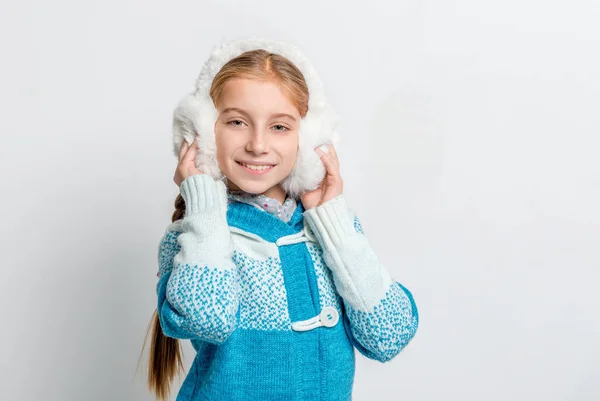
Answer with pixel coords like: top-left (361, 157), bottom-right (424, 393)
top-left (303, 194), bottom-right (419, 362)
top-left (156, 174), bottom-right (240, 344)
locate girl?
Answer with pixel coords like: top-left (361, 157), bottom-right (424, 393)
top-left (143, 38), bottom-right (419, 401)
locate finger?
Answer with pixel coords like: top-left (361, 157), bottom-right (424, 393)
top-left (328, 143), bottom-right (339, 169)
top-left (184, 137), bottom-right (198, 163)
top-left (178, 139), bottom-right (189, 162)
top-left (316, 147), bottom-right (338, 177)
top-left (318, 143), bottom-right (338, 169)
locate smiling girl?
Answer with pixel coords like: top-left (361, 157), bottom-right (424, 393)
top-left (142, 38), bottom-right (419, 401)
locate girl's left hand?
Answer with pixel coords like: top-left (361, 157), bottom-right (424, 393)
top-left (301, 143), bottom-right (344, 210)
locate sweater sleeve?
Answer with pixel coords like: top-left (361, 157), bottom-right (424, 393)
top-left (302, 194), bottom-right (419, 362)
top-left (155, 173), bottom-right (240, 345)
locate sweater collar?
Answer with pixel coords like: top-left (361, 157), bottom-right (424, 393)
top-left (226, 197), bottom-right (306, 242)
top-left (226, 191), bottom-right (298, 223)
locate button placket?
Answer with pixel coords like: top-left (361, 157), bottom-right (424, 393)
top-left (277, 225), bottom-right (333, 332)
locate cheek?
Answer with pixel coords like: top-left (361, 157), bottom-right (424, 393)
top-left (214, 129), bottom-right (229, 168)
top-left (289, 145), bottom-right (299, 160)
top-left (287, 135), bottom-right (300, 160)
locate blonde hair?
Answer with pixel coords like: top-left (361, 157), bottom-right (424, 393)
top-left (139, 49), bottom-right (309, 401)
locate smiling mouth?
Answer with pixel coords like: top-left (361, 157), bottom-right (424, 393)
top-left (236, 161), bottom-right (276, 170)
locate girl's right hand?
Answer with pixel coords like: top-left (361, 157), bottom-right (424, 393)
top-left (174, 137), bottom-right (204, 187)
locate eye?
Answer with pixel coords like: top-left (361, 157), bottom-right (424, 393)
top-left (272, 124), bottom-right (289, 132)
top-left (228, 119), bottom-right (246, 127)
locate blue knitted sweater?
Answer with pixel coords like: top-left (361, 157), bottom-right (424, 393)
top-left (156, 174), bottom-right (419, 401)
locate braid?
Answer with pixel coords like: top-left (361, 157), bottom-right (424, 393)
top-left (139, 193), bottom-right (186, 400)
top-left (172, 193), bottom-right (186, 223)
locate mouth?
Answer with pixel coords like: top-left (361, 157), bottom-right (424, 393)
top-left (236, 161), bottom-right (277, 175)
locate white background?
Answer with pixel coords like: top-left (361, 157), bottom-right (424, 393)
top-left (1, 0), bottom-right (598, 400)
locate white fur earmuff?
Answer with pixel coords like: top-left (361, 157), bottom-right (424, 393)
top-left (171, 37), bottom-right (341, 198)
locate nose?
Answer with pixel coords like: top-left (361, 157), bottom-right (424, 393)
top-left (245, 127), bottom-right (269, 155)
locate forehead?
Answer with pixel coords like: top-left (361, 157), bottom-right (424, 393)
top-left (219, 78), bottom-right (299, 116)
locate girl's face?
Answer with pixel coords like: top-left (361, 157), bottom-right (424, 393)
top-left (214, 78), bottom-right (301, 202)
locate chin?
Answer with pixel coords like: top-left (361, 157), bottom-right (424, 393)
top-left (227, 178), bottom-right (270, 194)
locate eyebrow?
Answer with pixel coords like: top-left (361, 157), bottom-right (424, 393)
top-left (221, 107), bottom-right (298, 122)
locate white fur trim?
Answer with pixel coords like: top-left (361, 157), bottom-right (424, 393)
top-left (172, 36), bottom-right (341, 198)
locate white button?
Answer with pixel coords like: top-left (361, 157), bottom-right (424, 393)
top-left (319, 307), bottom-right (339, 328)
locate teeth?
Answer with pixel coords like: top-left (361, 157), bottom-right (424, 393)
top-left (240, 162), bottom-right (274, 171)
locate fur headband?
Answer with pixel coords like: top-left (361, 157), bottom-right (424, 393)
top-left (171, 37), bottom-right (341, 198)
